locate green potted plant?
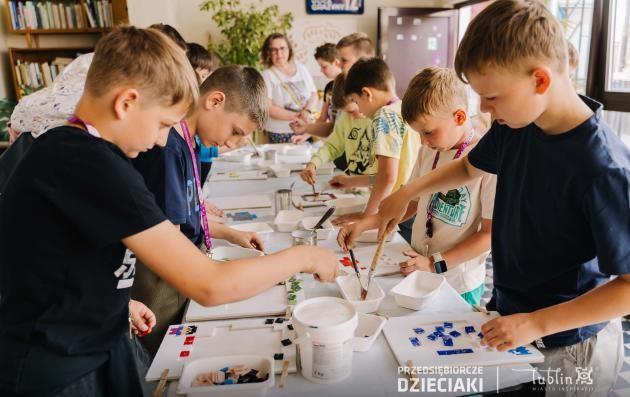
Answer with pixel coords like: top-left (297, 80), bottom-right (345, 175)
top-left (200, 0), bottom-right (293, 69)
top-left (0, 98), bottom-right (15, 143)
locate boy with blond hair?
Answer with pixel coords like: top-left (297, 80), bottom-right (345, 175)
top-left (338, 66), bottom-right (496, 305)
top-left (331, 57), bottom-right (421, 227)
top-left (376, 1), bottom-right (629, 394)
top-left (0, 26), bottom-right (338, 395)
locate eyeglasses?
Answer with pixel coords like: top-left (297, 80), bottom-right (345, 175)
top-left (270, 47), bottom-right (287, 53)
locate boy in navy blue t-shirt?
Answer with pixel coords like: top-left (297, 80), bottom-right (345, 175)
top-left (376, 1), bottom-right (629, 395)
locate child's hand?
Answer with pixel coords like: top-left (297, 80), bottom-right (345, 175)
top-left (332, 212), bottom-right (363, 226)
top-left (291, 133), bottom-right (310, 145)
top-left (129, 299), bottom-right (156, 336)
top-left (204, 201), bottom-right (225, 218)
top-left (480, 313), bottom-right (544, 351)
top-left (399, 250), bottom-right (432, 275)
top-left (336, 222), bottom-right (366, 251)
top-left (300, 163), bottom-right (317, 185)
top-left (329, 174), bottom-right (353, 189)
top-left (228, 230), bottom-right (266, 252)
top-left (377, 189), bottom-right (411, 240)
top-left (303, 246), bottom-right (339, 282)
top-left (289, 118), bottom-right (307, 134)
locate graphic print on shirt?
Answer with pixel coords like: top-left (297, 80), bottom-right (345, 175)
top-left (347, 127), bottom-right (373, 174)
top-left (427, 186), bottom-right (471, 227)
top-left (114, 249), bottom-right (136, 289)
top-left (283, 81), bottom-right (309, 111)
top-left (186, 179), bottom-right (200, 217)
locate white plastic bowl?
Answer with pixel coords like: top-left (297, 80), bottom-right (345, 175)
top-left (222, 151), bottom-right (254, 163)
top-left (177, 355), bottom-right (274, 397)
top-left (325, 197), bottom-right (367, 216)
top-left (336, 274), bottom-right (385, 314)
top-left (355, 226), bottom-right (398, 243)
top-left (211, 246), bottom-right (264, 261)
top-left (268, 164), bottom-right (291, 178)
top-left (274, 210), bottom-right (303, 232)
top-left (300, 216), bottom-right (335, 240)
top-left (389, 271), bottom-right (445, 310)
top-left (229, 222), bottom-right (274, 241)
top-left (353, 313), bottom-right (387, 352)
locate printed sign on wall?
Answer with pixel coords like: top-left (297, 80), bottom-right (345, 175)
top-left (306, 0), bottom-right (364, 15)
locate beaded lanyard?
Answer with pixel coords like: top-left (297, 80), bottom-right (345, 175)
top-left (425, 129), bottom-right (475, 238)
top-left (180, 120), bottom-right (213, 255)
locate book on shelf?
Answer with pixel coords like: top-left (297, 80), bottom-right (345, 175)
top-left (7, 1), bottom-right (113, 31)
top-left (12, 54), bottom-right (87, 97)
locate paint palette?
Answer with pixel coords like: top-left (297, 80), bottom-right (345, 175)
top-left (338, 242), bottom-right (410, 276)
top-left (211, 195), bottom-right (272, 210)
top-left (383, 312), bottom-right (544, 368)
top-left (209, 170), bottom-right (268, 181)
top-left (292, 191), bottom-right (356, 208)
top-left (185, 277), bottom-right (305, 322)
top-left (146, 318), bottom-right (298, 381)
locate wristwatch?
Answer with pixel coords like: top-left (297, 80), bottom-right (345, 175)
top-left (431, 252), bottom-right (448, 274)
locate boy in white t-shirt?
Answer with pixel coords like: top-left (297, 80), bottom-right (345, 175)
top-left (337, 66), bottom-right (496, 305)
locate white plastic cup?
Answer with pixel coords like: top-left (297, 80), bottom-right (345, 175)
top-left (292, 297), bottom-right (358, 384)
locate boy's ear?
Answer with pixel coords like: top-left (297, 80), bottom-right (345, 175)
top-left (532, 67), bottom-right (552, 95)
top-left (453, 109), bottom-right (467, 126)
top-left (204, 91), bottom-right (226, 110)
top-left (113, 88), bottom-right (140, 120)
top-left (361, 87), bottom-right (373, 101)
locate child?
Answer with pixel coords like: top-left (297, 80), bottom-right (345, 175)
top-left (0, 26), bottom-right (338, 396)
top-left (376, 1), bottom-right (629, 394)
top-left (290, 33), bottom-right (375, 141)
top-left (290, 43), bottom-right (342, 145)
top-left (338, 66), bottom-right (496, 306)
top-left (300, 73), bottom-right (375, 185)
top-left (187, 42), bottom-right (220, 83)
top-left (131, 65), bottom-right (269, 355)
top-left (331, 57), bottom-right (421, 227)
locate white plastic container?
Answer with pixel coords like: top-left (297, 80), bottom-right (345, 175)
top-left (355, 226), bottom-right (398, 243)
top-left (335, 274), bottom-right (385, 314)
top-left (300, 216), bottom-right (335, 240)
top-left (222, 150), bottom-right (254, 163)
top-left (325, 197), bottom-right (367, 216)
top-left (281, 144), bottom-right (311, 156)
top-left (177, 355), bottom-right (274, 397)
top-left (211, 246), bottom-right (264, 261)
top-left (274, 210), bottom-right (303, 232)
top-left (353, 313), bottom-right (387, 352)
top-left (268, 164), bottom-right (291, 178)
top-left (229, 222), bottom-right (274, 241)
top-left (315, 163), bottom-right (335, 175)
top-left (389, 271), bottom-right (446, 310)
top-left (292, 297), bottom-right (358, 384)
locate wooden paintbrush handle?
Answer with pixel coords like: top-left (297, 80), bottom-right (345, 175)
top-left (369, 237), bottom-right (387, 272)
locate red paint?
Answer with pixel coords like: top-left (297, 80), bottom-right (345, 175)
top-left (180, 350), bottom-right (190, 357)
top-left (184, 336), bottom-right (195, 345)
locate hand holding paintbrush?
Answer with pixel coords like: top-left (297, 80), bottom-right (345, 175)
top-left (361, 236), bottom-right (387, 300)
top-left (348, 249), bottom-right (366, 297)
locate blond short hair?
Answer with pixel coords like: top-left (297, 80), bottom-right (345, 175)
top-left (401, 66), bottom-right (468, 123)
top-left (336, 32), bottom-right (375, 57)
top-left (567, 41), bottom-right (579, 70)
top-left (85, 26), bottom-right (199, 109)
top-left (455, 0), bottom-right (567, 82)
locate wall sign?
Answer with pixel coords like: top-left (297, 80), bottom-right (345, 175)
top-left (306, 0), bottom-right (364, 15)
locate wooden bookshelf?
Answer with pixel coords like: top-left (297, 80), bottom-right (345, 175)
top-left (4, 0), bottom-right (128, 99)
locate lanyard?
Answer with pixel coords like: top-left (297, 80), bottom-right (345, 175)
top-left (67, 115), bottom-right (101, 138)
top-left (180, 120), bottom-right (212, 253)
top-left (426, 129), bottom-right (475, 235)
top-left (386, 96), bottom-right (399, 106)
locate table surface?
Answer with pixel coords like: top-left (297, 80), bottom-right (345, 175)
top-left (163, 148), bottom-right (536, 396)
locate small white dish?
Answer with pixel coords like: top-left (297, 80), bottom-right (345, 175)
top-left (353, 313), bottom-right (387, 352)
top-left (274, 210), bottom-right (303, 232)
top-left (300, 216), bottom-right (335, 240)
top-left (211, 246), bottom-right (264, 261)
top-left (229, 222), bottom-right (274, 241)
top-left (177, 355), bottom-right (274, 397)
top-left (222, 150), bottom-right (254, 163)
top-left (336, 274), bottom-right (385, 314)
top-left (325, 197), bottom-right (367, 216)
top-left (389, 271), bottom-right (445, 310)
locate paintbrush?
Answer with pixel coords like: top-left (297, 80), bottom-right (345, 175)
top-left (348, 249), bottom-right (365, 295)
top-left (361, 237), bottom-right (387, 300)
top-left (247, 137), bottom-right (262, 157)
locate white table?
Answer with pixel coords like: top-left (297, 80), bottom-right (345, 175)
top-left (162, 153), bottom-right (537, 396)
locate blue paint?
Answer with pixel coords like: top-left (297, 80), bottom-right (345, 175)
top-left (444, 322), bottom-right (453, 329)
top-left (465, 326), bottom-right (476, 334)
top-left (508, 346), bottom-right (532, 355)
top-left (442, 338), bottom-right (453, 347)
top-left (435, 326), bottom-right (445, 333)
top-left (437, 349), bottom-right (474, 356)
top-left (413, 328), bottom-right (425, 335)
top-left (409, 337), bottom-right (421, 347)
top-left (449, 330), bottom-right (461, 338)
top-left (427, 333), bottom-right (437, 341)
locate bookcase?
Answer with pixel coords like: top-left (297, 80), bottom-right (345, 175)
top-left (3, 0), bottom-right (128, 99)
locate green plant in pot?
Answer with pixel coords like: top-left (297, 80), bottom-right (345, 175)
top-left (0, 98), bottom-right (16, 142)
top-left (200, 0), bottom-right (293, 69)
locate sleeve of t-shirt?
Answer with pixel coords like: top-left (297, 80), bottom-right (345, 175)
top-left (467, 123), bottom-right (501, 174)
top-left (311, 112), bottom-right (347, 167)
top-left (48, 139), bottom-right (166, 248)
top-left (262, 70), bottom-right (275, 99)
top-left (161, 146), bottom-right (188, 225)
top-left (480, 173), bottom-right (497, 219)
top-left (582, 168), bottom-right (630, 275)
top-left (409, 148), bottom-right (424, 202)
top-left (372, 108), bottom-right (404, 159)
